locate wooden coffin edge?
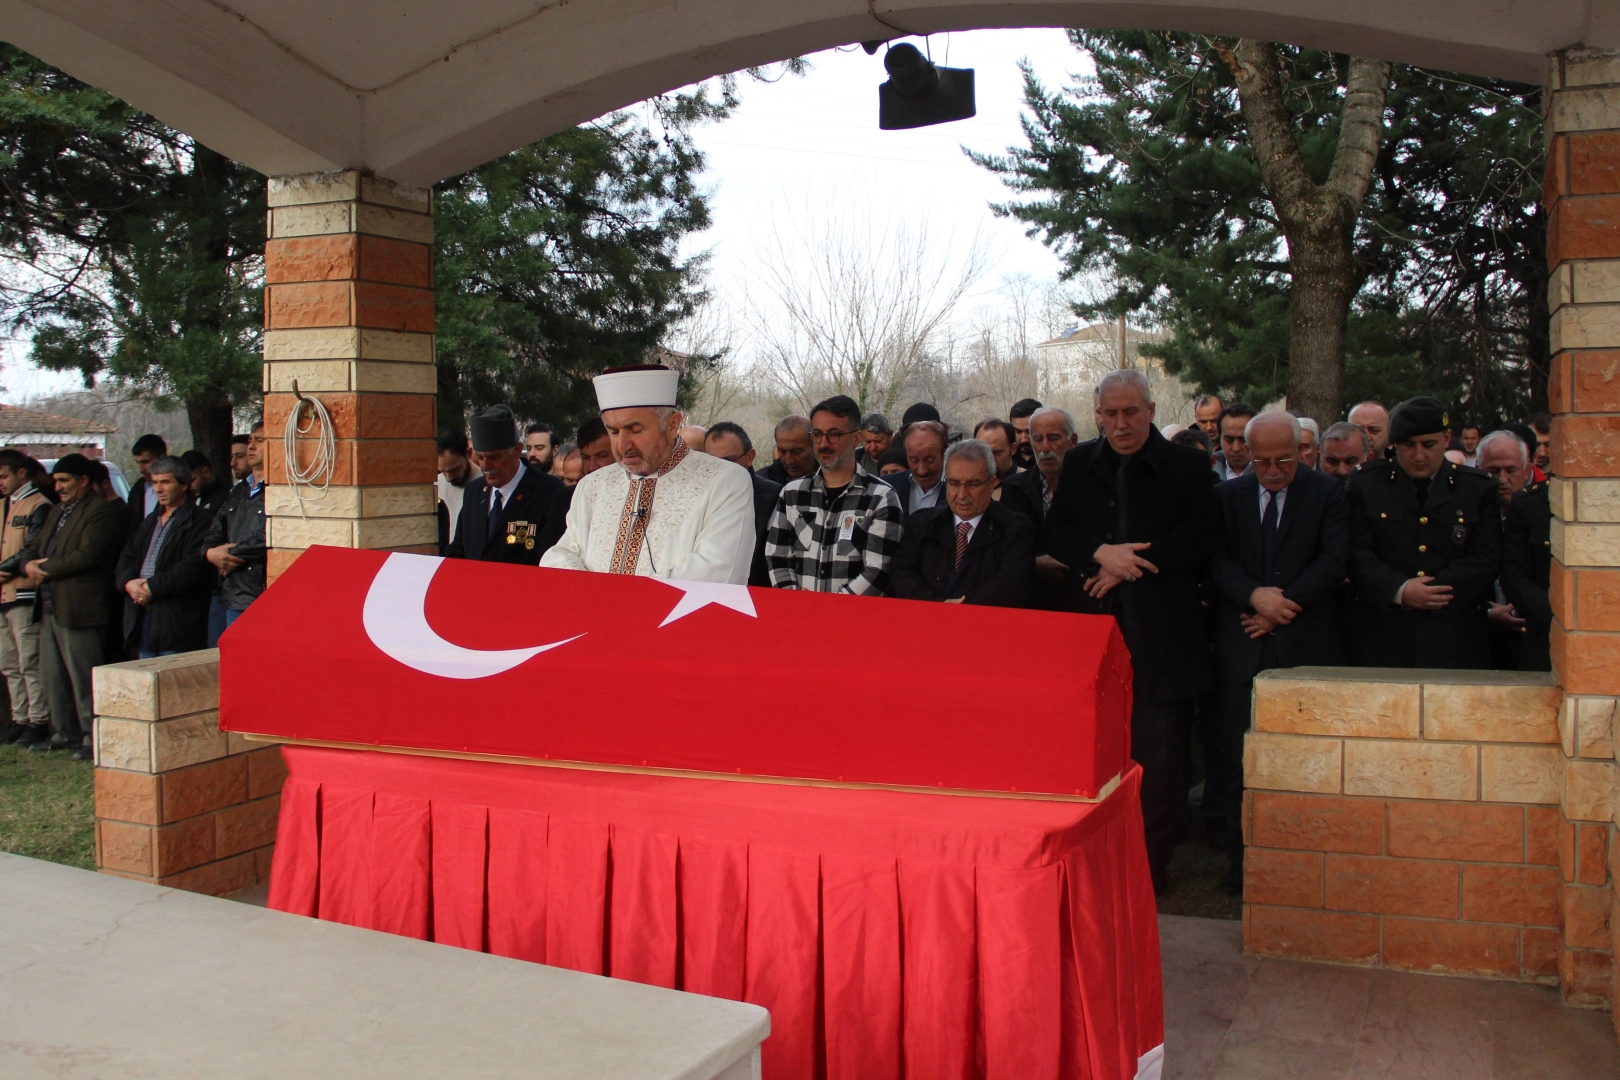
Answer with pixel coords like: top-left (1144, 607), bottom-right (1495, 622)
top-left (236, 732), bottom-right (1125, 804)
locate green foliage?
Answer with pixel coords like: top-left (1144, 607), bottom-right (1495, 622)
top-left (974, 31), bottom-right (1545, 425)
top-left (433, 82), bottom-right (747, 437)
top-left (0, 44), bottom-right (262, 463)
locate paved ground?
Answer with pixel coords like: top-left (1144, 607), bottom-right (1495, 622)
top-left (230, 887), bottom-right (1619, 1077)
top-left (1162, 915), bottom-right (1620, 1080)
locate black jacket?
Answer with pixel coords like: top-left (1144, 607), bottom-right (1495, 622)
top-left (749, 473), bottom-right (783, 589)
top-left (1212, 467), bottom-right (1350, 682)
top-left (1501, 480), bottom-right (1552, 672)
top-left (1044, 427), bottom-right (1218, 702)
top-left (127, 477), bottom-right (153, 531)
top-left (890, 501), bottom-right (1035, 607)
top-left (447, 466), bottom-right (565, 564)
top-left (999, 466), bottom-right (1051, 529)
top-left (193, 478), bottom-right (231, 526)
top-left (1347, 458), bottom-right (1501, 669)
top-left (115, 498), bottom-right (214, 653)
top-left (757, 460), bottom-right (792, 487)
top-left (199, 478), bottom-right (267, 612)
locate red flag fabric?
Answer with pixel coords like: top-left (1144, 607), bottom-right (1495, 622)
top-left (267, 746), bottom-right (1166, 1080)
top-left (221, 547), bottom-right (1134, 797)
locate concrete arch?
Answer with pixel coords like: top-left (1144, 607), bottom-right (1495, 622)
top-left (1, 0), bottom-right (1614, 183)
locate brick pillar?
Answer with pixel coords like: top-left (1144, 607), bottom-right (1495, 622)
top-left (262, 170), bottom-right (439, 583)
top-left (91, 652), bottom-right (286, 895)
top-left (1544, 49), bottom-right (1620, 1014)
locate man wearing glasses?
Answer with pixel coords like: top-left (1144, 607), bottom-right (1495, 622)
top-left (890, 439), bottom-right (1035, 606)
top-left (1208, 410), bottom-right (1351, 894)
top-left (764, 395), bottom-right (903, 595)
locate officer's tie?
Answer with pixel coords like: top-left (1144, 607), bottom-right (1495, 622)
top-left (487, 488), bottom-right (504, 540)
top-left (1261, 489), bottom-right (1279, 579)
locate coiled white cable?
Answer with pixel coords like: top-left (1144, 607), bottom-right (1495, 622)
top-left (283, 382), bottom-right (335, 517)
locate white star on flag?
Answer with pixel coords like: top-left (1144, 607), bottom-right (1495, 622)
top-left (657, 578), bottom-right (758, 627)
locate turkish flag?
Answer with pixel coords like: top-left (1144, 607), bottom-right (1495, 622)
top-left (220, 546), bottom-right (1134, 797)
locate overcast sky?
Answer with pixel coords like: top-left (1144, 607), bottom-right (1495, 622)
top-left (0, 28), bottom-right (1089, 404)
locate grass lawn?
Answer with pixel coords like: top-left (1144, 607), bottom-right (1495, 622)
top-left (0, 744), bottom-right (95, 869)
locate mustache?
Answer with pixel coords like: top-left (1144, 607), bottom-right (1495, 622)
top-left (1036, 450), bottom-right (1061, 462)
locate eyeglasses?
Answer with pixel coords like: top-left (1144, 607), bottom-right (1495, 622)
top-left (1251, 456), bottom-right (1296, 470)
top-left (808, 429), bottom-right (853, 442)
top-left (944, 478), bottom-right (992, 491)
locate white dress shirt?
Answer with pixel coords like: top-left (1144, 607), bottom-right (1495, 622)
top-left (1258, 486), bottom-right (1287, 522)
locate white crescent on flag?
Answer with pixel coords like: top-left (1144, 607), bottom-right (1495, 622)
top-left (362, 552), bottom-right (583, 679)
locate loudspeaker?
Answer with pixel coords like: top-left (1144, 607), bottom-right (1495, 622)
top-left (878, 43), bottom-right (975, 130)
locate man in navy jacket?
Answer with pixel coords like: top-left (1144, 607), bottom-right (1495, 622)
top-left (1210, 411), bottom-right (1349, 892)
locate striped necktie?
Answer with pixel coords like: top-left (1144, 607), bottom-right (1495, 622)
top-left (955, 519), bottom-right (971, 570)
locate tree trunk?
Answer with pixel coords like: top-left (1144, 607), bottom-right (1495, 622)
top-left (1223, 42), bottom-right (1391, 422)
top-left (185, 386), bottom-right (234, 473)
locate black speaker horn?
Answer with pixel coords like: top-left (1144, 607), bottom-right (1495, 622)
top-left (878, 43), bottom-right (975, 130)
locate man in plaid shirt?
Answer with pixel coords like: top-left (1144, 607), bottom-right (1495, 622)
top-left (765, 394), bottom-right (904, 595)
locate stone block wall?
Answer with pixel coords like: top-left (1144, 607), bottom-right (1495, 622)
top-left (91, 652), bottom-right (285, 896)
top-left (1243, 669), bottom-right (1573, 984)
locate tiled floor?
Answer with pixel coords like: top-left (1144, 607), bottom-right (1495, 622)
top-left (229, 886), bottom-right (1616, 1077)
top-left (1161, 915), bottom-right (1620, 1080)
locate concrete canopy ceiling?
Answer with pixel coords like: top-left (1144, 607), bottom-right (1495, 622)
top-left (2, 0), bottom-right (1614, 186)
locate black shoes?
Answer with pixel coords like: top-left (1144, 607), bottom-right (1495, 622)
top-left (70, 745), bottom-right (94, 762)
top-left (0, 723), bottom-right (28, 745)
top-left (11, 724), bottom-right (48, 749)
top-left (29, 734), bottom-right (75, 754)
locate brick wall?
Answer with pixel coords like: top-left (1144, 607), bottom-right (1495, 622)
top-left (91, 651), bottom-right (285, 896)
top-left (1545, 48), bottom-right (1620, 1025)
top-left (1243, 669), bottom-right (1573, 984)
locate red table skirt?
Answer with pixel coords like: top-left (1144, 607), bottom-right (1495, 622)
top-left (268, 747), bottom-right (1164, 1080)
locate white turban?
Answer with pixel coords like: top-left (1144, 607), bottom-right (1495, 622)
top-left (593, 366), bottom-right (679, 411)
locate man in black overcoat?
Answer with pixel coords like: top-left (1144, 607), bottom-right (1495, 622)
top-left (890, 439), bottom-right (1035, 607)
top-left (1210, 411), bottom-right (1349, 892)
top-left (1347, 397), bottom-right (1501, 669)
top-left (1044, 370), bottom-right (1217, 892)
top-left (447, 405), bottom-right (565, 565)
top-left (1502, 471), bottom-right (1552, 673)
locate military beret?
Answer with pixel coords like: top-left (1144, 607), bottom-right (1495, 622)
top-left (468, 404), bottom-right (519, 452)
top-left (1387, 396), bottom-right (1451, 444)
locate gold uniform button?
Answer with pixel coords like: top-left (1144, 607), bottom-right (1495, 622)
top-left (1420, 516), bottom-right (1429, 524)
top-left (1380, 512), bottom-right (1388, 519)
top-left (1418, 544), bottom-right (1428, 552)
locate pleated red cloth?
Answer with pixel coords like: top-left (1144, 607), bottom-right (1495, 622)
top-left (269, 747), bottom-right (1164, 1080)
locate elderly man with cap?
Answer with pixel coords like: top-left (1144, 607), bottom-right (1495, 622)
top-left (1347, 396), bottom-right (1500, 669)
top-left (447, 404), bottom-right (566, 565)
top-left (541, 365), bottom-right (755, 582)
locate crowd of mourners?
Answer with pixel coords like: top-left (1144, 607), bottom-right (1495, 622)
top-left (0, 426), bottom-right (267, 760)
top-left (438, 373), bottom-right (1555, 896)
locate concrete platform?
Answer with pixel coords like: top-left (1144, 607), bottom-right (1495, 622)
top-left (0, 854), bottom-right (766, 1079)
top-left (1161, 915), bottom-right (1620, 1079)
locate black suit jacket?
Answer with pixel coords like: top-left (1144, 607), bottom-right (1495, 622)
top-left (749, 473), bottom-right (783, 588)
top-left (446, 466), bottom-right (565, 565)
top-left (1044, 427), bottom-right (1218, 702)
top-left (890, 501), bottom-right (1036, 607)
top-left (1501, 481), bottom-right (1552, 672)
top-left (1211, 467), bottom-right (1349, 682)
top-left (999, 466), bottom-right (1050, 529)
top-left (127, 477), bottom-right (153, 531)
top-left (114, 498), bottom-right (214, 653)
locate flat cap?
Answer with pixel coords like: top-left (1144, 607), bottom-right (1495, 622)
top-left (1387, 396), bottom-right (1451, 444)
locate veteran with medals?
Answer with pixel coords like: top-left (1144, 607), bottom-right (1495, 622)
top-left (446, 404), bottom-right (566, 565)
top-left (541, 365), bottom-right (755, 583)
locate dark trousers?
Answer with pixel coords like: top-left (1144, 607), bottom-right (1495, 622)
top-left (1131, 695), bottom-right (1194, 888)
top-left (1213, 641), bottom-right (1282, 876)
top-left (41, 612), bottom-right (103, 744)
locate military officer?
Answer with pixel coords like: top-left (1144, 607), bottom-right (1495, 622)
top-left (1347, 397), bottom-right (1501, 669)
top-left (446, 404), bottom-right (566, 565)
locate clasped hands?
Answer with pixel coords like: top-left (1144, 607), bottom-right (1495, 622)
top-left (1084, 542), bottom-right (1158, 598)
top-left (206, 542), bottom-right (245, 576)
top-left (123, 578), bottom-right (153, 606)
top-left (1242, 587), bottom-right (1302, 639)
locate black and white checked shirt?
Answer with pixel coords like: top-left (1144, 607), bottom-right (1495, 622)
top-left (764, 467), bottom-right (904, 595)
